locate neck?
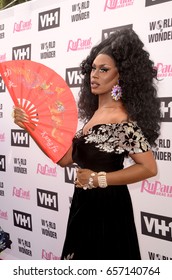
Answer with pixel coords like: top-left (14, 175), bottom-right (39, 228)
top-left (98, 101), bottom-right (122, 110)
top-left (100, 106), bottom-right (115, 108)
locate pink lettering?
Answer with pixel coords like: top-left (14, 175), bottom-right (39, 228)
top-left (37, 163), bottom-right (57, 176)
top-left (156, 63), bottom-right (172, 74)
top-left (13, 19), bottom-right (32, 33)
top-left (104, 0), bottom-right (133, 11)
top-left (42, 249), bottom-right (60, 260)
top-left (104, 0), bottom-right (118, 11)
top-left (141, 179), bottom-right (156, 194)
top-left (41, 131), bottom-right (58, 152)
top-left (0, 210), bottom-right (8, 219)
top-left (0, 133), bottom-right (5, 141)
top-left (141, 179), bottom-right (172, 196)
top-left (0, 53), bottom-right (6, 62)
top-left (12, 187), bottom-right (30, 199)
top-left (67, 38), bottom-right (92, 51)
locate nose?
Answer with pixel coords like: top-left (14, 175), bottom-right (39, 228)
top-left (91, 69), bottom-right (99, 78)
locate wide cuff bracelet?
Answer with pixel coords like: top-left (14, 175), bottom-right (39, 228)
top-left (97, 171), bottom-right (108, 188)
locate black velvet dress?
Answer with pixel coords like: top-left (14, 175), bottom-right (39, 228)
top-left (61, 122), bottom-right (151, 260)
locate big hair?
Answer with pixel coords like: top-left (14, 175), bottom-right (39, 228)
top-left (78, 28), bottom-right (161, 146)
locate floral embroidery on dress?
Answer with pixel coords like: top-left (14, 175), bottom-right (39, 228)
top-left (79, 122), bottom-right (151, 154)
top-left (64, 252), bottom-right (74, 260)
top-left (75, 129), bottom-right (83, 139)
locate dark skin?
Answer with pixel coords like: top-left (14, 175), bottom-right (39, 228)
top-left (13, 54), bottom-right (158, 188)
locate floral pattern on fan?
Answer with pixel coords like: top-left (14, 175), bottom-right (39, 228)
top-left (0, 60), bottom-right (78, 162)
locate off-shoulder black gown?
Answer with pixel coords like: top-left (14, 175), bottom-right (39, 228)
top-left (61, 122), bottom-right (151, 260)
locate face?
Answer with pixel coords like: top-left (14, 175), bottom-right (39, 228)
top-left (90, 53), bottom-right (119, 96)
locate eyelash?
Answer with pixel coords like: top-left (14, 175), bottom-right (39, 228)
top-left (91, 66), bottom-right (109, 73)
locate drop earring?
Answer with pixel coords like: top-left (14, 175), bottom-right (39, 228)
top-left (111, 81), bottom-right (122, 101)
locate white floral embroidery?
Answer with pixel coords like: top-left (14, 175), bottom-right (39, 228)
top-left (64, 252), bottom-right (74, 260)
top-left (75, 122), bottom-right (151, 154)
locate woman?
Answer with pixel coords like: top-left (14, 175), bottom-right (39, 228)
top-left (14, 28), bottom-right (161, 260)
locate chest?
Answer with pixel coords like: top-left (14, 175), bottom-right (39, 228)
top-left (83, 110), bottom-right (127, 135)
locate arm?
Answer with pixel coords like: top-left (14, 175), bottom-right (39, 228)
top-left (57, 145), bottom-right (73, 167)
top-left (106, 150), bottom-right (157, 185)
top-left (75, 150), bottom-right (157, 188)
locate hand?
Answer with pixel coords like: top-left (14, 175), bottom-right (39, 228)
top-left (12, 107), bottom-right (29, 129)
top-left (75, 168), bottom-right (98, 189)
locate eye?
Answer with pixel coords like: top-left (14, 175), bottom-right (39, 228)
top-left (91, 66), bottom-right (109, 73)
top-left (91, 66), bottom-right (96, 71)
top-left (100, 68), bottom-right (109, 73)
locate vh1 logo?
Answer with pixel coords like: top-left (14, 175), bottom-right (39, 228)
top-left (0, 155), bottom-right (6, 172)
top-left (12, 44), bottom-right (31, 60)
top-left (65, 67), bottom-right (82, 88)
top-left (13, 210), bottom-right (32, 231)
top-left (145, 0), bottom-right (172, 7)
top-left (64, 163), bottom-right (78, 184)
top-left (141, 211), bottom-right (172, 242)
top-left (11, 129), bottom-right (30, 147)
top-left (37, 188), bottom-right (58, 211)
top-left (101, 24), bottom-right (133, 41)
top-left (160, 97), bottom-right (172, 122)
top-left (0, 77), bottom-right (6, 92)
top-left (38, 8), bottom-right (60, 31)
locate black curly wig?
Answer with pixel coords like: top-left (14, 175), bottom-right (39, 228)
top-left (78, 28), bottom-right (161, 146)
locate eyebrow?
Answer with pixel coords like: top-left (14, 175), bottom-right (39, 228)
top-left (92, 63), bottom-right (110, 67)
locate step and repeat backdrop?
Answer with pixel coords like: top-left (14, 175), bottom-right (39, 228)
top-left (0, 0), bottom-right (172, 260)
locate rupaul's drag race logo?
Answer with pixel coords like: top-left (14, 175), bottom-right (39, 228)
top-left (104, 0), bottom-right (134, 11)
top-left (0, 209), bottom-right (8, 220)
top-left (0, 52), bottom-right (6, 62)
top-left (155, 62), bottom-right (172, 78)
top-left (67, 37), bottom-right (92, 52)
top-left (141, 179), bottom-right (172, 198)
top-left (0, 133), bottom-right (5, 142)
top-left (42, 249), bottom-right (60, 260)
top-left (37, 163), bottom-right (57, 177)
top-left (13, 19), bottom-right (32, 33)
top-left (12, 186), bottom-right (30, 200)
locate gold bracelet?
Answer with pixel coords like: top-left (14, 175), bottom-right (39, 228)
top-left (97, 171), bottom-right (107, 188)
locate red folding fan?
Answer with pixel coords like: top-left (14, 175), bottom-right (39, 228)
top-left (0, 60), bottom-right (78, 163)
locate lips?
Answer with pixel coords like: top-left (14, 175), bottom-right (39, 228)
top-left (91, 81), bottom-right (99, 88)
